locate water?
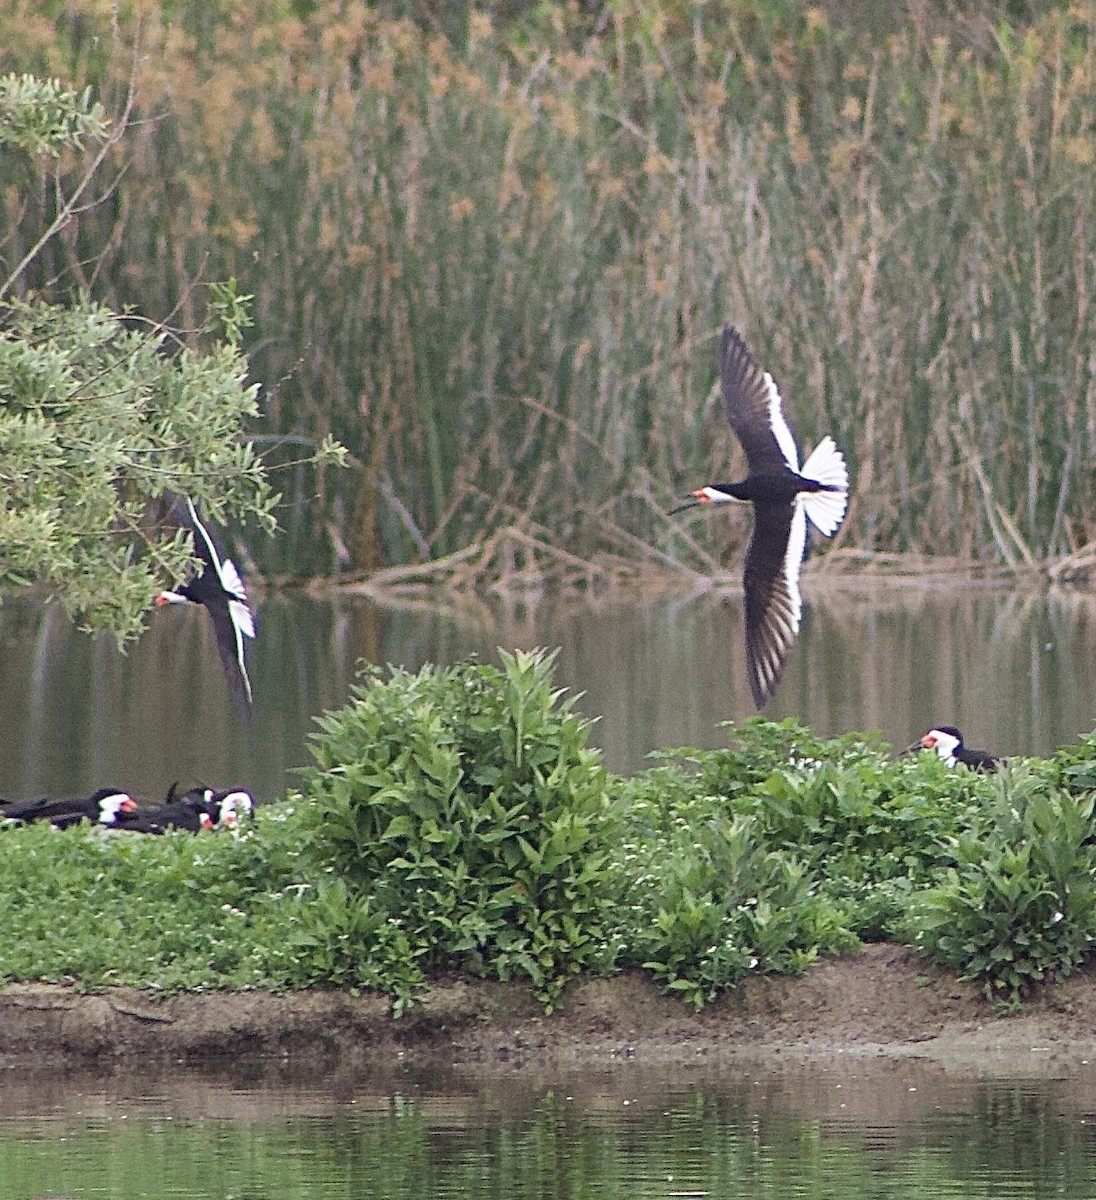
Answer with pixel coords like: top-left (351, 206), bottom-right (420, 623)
top-left (2, 1061), bottom-right (1095, 1198)
top-left (0, 582), bottom-right (1094, 804)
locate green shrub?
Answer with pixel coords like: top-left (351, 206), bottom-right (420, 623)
top-left (297, 648), bottom-right (620, 1010)
top-left (1049, 732), bottom-right (1096, 795)
top-left (0, 801), bottom-right (317, 992)
top-left (649, 720), bottom-right (987, 938)
top-left (621, 808), bottom-right (857, 1009)
top-left (613, 743), bottom-right (860, 1006)
top-left (897, 766), bottom-right (1096, 1004)
top-left (5, 693), bottom-right (1096, 1013)
top-left (263, 877), bottom-right (424, 1010)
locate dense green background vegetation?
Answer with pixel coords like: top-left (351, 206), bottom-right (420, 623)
top-left (2, 1), bottom-right (1093, 578)
top-left (3, 649), bottom-right (1096, 1012)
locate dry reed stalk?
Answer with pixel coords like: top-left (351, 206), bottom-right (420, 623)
top-left (3, 2), bottom-right (1094, 583)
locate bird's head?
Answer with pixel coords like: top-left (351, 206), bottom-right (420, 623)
top-left (669, 486), bottom-right (734, 515)
top-left (216, 789), bottom-right (255, 830)
top-left (921, 727), bottom-right (962, 760)
top-left (97, 791), bottom-right (138, 824)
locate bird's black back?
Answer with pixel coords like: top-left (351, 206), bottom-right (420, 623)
top-left (117, 796), bottom-right (218, 834)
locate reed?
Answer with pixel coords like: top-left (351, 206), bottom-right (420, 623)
top-left (2, 1), bottom-right (1093, 578)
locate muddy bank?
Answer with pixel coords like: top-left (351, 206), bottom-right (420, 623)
top-left (3, 945), bottom-right (1095, 1078)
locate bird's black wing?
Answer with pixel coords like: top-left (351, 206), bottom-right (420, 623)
top-left (0, 796), bottom-right (50, 820)
top-left (204, 596), bottom-right (254, 722)
top-left (720, 325), bottom-right (801, 476)
top-left (741, 500), bottom-right (806, 708)
top-left (961, 748), bottom-right (1000, 772)
top-left (1, 796), bottom-right (87, 822)
top-left (116, 800), bottom-right (208, 834)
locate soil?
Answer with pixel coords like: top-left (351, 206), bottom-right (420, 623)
top-left (4, 944), bottom-right (1096, 1081)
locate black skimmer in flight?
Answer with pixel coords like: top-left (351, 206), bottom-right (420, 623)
top-left (0, 787), bottom-right (137, 829)
top-left (156, 497), bottom-right (256, 721)
top-left (671, 325), bottom-right (849, 708)
top-left (905, 726), bottom-right (1000, 772)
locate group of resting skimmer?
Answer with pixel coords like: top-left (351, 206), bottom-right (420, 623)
top-left (0, 785), bottom-right (255, 834)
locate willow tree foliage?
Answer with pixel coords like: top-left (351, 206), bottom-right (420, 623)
top-left (0, 74), bottom-right (341, 641)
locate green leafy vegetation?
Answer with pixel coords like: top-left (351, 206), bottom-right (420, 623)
top-left (3, 652), bottom-right (1096, 1012)
top-left (0, 801), bottom-right (313, 992)
top-left (297, 649), bottom-right (620, 1011)
top-left (0, 73), bottom-right (107, 155)
top-left (899, 765), bottom-right (1096, 1005)
top-left (0, 294), bottom-right (275, 642)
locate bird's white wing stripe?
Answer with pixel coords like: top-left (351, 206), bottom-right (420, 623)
top-left (229, 617), bottom-right (254, 704)
top-left (783, 504), bottom-right (806, 631)
top-left (186, 497), bottom-right (224, 572)
top-left (229, 597), bottom-right (256, 641)
top-left (763, 371), bottom-right (801, 472)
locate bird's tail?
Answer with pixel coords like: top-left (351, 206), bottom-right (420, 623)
top-left (799, 436), bottom-right (848, 535)
top-left (221, 558), bottom-right (256, 639)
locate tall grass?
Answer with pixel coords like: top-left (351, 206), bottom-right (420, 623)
top-left (2, 1), bottom-right (1094, 577)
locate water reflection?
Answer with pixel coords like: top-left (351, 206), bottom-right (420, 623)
top-left (0, 581), bottom-right (1094, 804)
top-left (1, 1060), bottom-right (1096, 1200)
